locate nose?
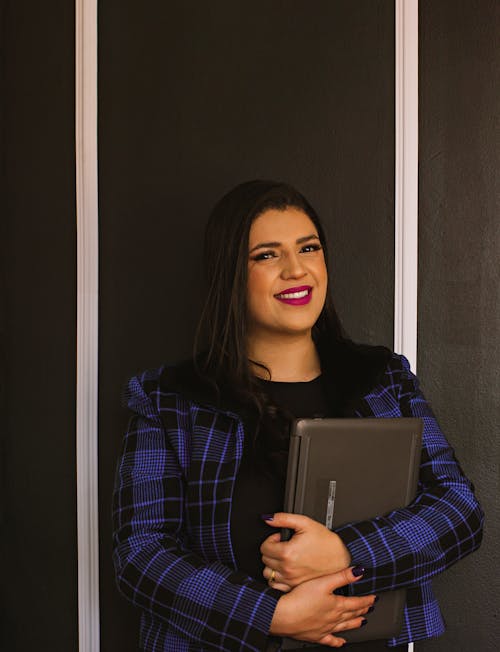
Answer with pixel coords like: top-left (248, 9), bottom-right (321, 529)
top-left (280, 252), bottom-right (307, 280)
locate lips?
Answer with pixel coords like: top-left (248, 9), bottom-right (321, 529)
top-left (274, 285), bottom-right (313, 305)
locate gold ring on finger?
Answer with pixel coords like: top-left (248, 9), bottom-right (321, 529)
top-left (269, 569), bottom-right (276, 583)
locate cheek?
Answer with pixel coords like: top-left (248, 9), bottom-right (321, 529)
top-left (315, 261), bottom-right (328, 303)
top-left (321, 267), bottom-right (328, 291)
top-left (313, 257), bottom-right (328, 283)
top-left (247, 267), bottom-right (273, 300)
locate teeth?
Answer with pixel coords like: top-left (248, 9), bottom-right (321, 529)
top-left (277, 290), bottom-right (309, 299)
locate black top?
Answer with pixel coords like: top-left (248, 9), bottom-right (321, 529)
top-left (230, 376), bottom-right (336, 581)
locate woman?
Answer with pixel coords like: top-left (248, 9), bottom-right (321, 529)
top-left (113, 180), bottom-right (483, 651)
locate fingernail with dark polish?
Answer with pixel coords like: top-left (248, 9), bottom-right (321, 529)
top-left (360, 619), bottom-right (368, 627)
top-left (367, 605), bottom-right (375, 614)
top-left (352, 565), bottom-right (366, 577)
top-left (260, 513), bottom-right (274, 521)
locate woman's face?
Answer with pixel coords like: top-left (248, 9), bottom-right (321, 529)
top-left (246, 207), bottom-right (328, 341)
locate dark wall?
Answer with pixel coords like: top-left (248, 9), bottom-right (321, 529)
top-left (98, 2), bottom-right (395, 650)
top-left (1, 1), bottom-right (78, 651)
top-left (418, 2), bottom-right (500, 651)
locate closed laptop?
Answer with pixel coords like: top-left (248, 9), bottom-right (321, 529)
top-left (281, 417), bottom-right (422, 648)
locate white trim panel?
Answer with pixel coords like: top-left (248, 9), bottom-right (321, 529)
top-left (394, 0), bottom-right (419, 375)
top-left (76, 0), bottom-right (100, 651)
top-left (395, 1), bottom-right (418, 649)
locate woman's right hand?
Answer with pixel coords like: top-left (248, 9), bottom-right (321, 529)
top-left (269, 566), bottom-right (376, 648)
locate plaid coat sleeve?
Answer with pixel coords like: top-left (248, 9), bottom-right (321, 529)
top-left (336, 354), bottom-right (484, 595)
top-left (112, 372), bottom-right (280, 651)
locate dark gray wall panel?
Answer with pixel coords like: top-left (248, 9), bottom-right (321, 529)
top-left (418, 1), bottom-right (499, 650)
top-left (98, 2), bottom-right (394, 649)
top-left (1, 1), bottom-right (78, 650)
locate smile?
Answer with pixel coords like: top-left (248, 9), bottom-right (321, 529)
top-left (274, 285), bottom-right (313, 305)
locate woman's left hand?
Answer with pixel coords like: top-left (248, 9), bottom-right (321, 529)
top-left (260, 513), bottom-right (352, 592)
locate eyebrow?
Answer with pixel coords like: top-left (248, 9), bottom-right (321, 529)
top-left (249, 234), bottom-right (320, 254)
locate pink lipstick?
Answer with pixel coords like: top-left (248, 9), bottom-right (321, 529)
top-left (274, 285), bottom-right (313, 306)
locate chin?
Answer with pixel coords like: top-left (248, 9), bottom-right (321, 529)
top-left (276, 311), bottom-right (322, 333)
top-left (273, 320), bottom-right (318, 337)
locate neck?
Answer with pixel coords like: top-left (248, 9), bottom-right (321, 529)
top-left (247, 331), bottom-right (321, 382)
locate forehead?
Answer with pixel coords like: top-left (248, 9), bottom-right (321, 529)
top-left (249, 207), bottom-right (317, 244)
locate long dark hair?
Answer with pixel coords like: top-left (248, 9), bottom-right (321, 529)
top-left (194, 180), bottom-right (346, 418)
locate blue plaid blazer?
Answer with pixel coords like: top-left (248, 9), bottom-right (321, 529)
top-left (112, 351), bottom-right (483, 651)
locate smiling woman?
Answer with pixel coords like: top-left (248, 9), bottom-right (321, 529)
top-left (112, 180), bottom-right (483, 652)
top-left (247, 208), bottom-right (328, 367)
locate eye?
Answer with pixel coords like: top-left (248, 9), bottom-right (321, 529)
top-left (251, 250), bottom-right (277, 261)
top-left (300, 243), bottom-right (322, 253)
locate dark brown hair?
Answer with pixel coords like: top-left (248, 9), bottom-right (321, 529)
top-left (194, 180), bottom-right (345, 418)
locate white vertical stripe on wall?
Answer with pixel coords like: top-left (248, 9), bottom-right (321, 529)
top-left (395, 0), bottom-right (419, 376)
top-left (76, 0), bottom-right (100, 651)
top-left (395, 1), bottom-right (418, 651)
